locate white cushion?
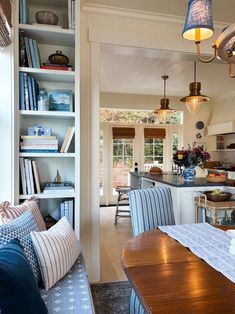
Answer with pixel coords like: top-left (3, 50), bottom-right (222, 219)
top-left (30, 217), bottom-right (81, 290)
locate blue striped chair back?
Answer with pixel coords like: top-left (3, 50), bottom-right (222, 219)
top-left (128, 186), bottom-right (175, 313)
top-left (129, 186), bottom-right (175, 236)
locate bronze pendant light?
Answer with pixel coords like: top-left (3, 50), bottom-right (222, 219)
top-left (153, 75), bottom-right (175, 121)
top-left (180, 62), bottom-right (210, 114)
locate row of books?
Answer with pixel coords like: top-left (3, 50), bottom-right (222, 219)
top-left (44, 182), bottom-right (75, 194)
top-left (20, 157), bottom-right (41, 195)
top-left (19, 72), bottom-right (39, 110)
top-left (20, 127), bottom-right (75, 153)
top-left (20, 135), bottom-right (59, 153)
top-left (61, 200), bottom-right (74, 226)
top-left (19, 31), bottom-right (41, 68)
top-left (40, 63), bottom-right (73, 71)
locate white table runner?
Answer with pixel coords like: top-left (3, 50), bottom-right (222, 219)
top-left (158, 223), bottom-right (235, 283)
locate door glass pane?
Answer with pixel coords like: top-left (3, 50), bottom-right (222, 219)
top-left (144, 138), bottom-right (164, 171)
top-left (172, 132), bottom-right (179, 152)
top-left (112, 138), bottom-right (133, 194)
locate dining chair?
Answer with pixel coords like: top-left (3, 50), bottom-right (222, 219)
top-left (128, 186), bottom-right (175, 314)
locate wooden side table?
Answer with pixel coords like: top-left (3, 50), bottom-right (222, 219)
top-left (195, 195), bottom-right (235, 225)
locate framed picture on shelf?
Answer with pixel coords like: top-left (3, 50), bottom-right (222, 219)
top-left (47, 89), bottom-right (73, 112)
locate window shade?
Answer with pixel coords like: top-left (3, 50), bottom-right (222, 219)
top-left (144, 128), bottom-right (166, 139)
top-left (0, 0), bottom-right (12, 48)
top-left (112, 127), bottom-right (135, 139)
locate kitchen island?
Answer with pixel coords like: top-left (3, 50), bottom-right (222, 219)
top-left (130, 172), bottom-right (229, 224)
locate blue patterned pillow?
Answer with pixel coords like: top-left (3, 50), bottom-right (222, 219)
top-left (0, 239), bottom-right (48, 314)
top-left (0, 211), bottom-right (40, 282)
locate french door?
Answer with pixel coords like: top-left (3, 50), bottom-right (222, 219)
top-left (100, 124), bottom-right (182, 205)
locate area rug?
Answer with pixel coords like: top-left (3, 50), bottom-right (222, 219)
top-left (90, 281), bottom-right (132, 314)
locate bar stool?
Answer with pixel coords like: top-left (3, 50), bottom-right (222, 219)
top-left (114, 185), bottom-right (134, 225)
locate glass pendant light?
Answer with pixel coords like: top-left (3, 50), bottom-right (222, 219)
top-left (180, 62), bottom-right (209, 114)
top-left (153, 75), bottom-right (175, 123)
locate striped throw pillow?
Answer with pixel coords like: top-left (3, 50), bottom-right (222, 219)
top-left (0, 199), bottom-right (46, 231)
top-left (30, 217), bottom-right (81, 290)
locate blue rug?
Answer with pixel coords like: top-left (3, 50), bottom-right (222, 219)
top-left (90, 281), bottom-right (132, 314)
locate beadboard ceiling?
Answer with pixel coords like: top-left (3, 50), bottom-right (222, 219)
top-left (82, 0), bottom-right (235, 99)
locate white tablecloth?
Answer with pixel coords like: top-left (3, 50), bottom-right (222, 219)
top-left (158, 223), bottom-right (235, 283)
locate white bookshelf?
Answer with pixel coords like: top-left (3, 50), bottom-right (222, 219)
top-left (14, 0), bottom-right (80, 234)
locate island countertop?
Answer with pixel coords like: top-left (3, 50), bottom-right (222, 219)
top-left (129, 171), bottom-right (225, 188)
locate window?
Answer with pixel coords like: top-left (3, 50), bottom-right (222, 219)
top-left (112, 138), bottom-right (133, 192)
top-left (144, 138), bottom-right (164, 170)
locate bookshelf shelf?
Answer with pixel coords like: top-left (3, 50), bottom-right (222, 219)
top-left (19, 153), bottom-right (75, 157)
top-left (19, 67), bottom-right (75, 83)
top-left (20, 110), bottom-right (76, 119)
top-left (19, 24), bottom-right (75, 46)
top-left (19, 192), bottom-right (75, 200)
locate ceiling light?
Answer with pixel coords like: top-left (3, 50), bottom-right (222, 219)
top-left (153, 75), bottom-right (176, 122)
top-left (182, 0), bottom-right (235, 78)
top-left (180, 62), bottom-right (210, 114)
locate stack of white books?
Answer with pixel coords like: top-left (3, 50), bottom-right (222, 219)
top-left (20, 135), bottom-right (58, 153)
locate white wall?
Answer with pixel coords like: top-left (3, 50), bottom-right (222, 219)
top-left (0, 45), bottom-right (14, 202)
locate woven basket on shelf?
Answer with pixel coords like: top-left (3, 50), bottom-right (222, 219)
top-left (203, 191), bottom-right (231, 202)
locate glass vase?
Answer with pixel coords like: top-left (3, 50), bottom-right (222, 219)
top-left (182, 165), bottom-right (196, 182)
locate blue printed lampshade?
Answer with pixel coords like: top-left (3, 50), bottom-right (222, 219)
top-left (182, 0), bottom-right (214, 41)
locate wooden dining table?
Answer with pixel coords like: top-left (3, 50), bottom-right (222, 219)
top-left (121, 227), bottom-right (235, 313)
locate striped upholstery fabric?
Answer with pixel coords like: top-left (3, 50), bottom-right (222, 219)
top-left (129, 186), bottom-right (175, 236)
top-left (128, 186), bottom-right (175, 314)
top-left (31, 217), bottom-right (81, 291)
top-left (0, 199), bottom-right (46, 231)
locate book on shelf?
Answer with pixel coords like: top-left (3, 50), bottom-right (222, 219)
top-left (24, 158), bottom-right (32, 194)
top-left (19, 30), bottom-right (27, 67)
top-left (68, 0), bottom-right (75, 30)
top-left (19, 0), bottom-right (29, 24)
top-left (24, 37), bottom-right (32, 68)
top-left (20, 158), bottom-right (41, 195)
top-left (28, 159), bottom-right (35, 195)
top-left (60, 126), bottom-right (75, 153)
top-left (20, 135), bottom-right (59, 152)
top-left (41, 64), bottom-right (73, 71)
top-left (33, 39), bottom-right (41, 68)
top-left (43, 188), bottom-right (75, 193)
top-left (60, 199), bottom-right (74, 226)
top-left (19, 72), bottom-right (39, 110)
top-left (44, 181), bottom-right (74, 187)
top-left (21, 135), bottom-right (56, 140)
top-left (20, 149), bottom-right (59, 153)
top-left (32, 160), bottom-right (41, 193)
top-left (19, 157), bottom-right (27, 195)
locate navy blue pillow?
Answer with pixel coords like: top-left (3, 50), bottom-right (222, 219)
top-left (0, 239), bottom-right (47, 314)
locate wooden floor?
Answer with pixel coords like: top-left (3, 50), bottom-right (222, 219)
top-left (100, 206), bottom-right (132, 282)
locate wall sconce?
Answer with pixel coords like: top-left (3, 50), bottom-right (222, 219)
top-left (180, 62), bottom-right (210, 114)
top-left (182, 0), bottom-right (235, 78)
top-left (153, 75), bottom-right (175, 122)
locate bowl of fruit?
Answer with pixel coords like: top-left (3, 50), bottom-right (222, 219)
top-left (203, 189), bottom-right (231, 202)
top-left (206, 172), bottom-right (227, 183)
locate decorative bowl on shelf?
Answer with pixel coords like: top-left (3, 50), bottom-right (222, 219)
top-left (35, 11), bottom-right (59, 25)
top-left (48, 50), bottom-right (70, 65)
top-left (203, 191), bottom-right (231, 202)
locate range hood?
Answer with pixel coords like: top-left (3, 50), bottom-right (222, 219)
top-left (207, 121), bottom-right (235, 135)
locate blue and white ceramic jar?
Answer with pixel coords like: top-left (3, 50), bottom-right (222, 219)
top-left (182, 165), bottom-right (196, 182)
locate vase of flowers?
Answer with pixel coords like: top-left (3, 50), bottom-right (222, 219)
top-left (172, 145), bottom-right (211, 182)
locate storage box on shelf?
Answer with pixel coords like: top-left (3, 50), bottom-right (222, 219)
top-left (14, 0), bottom-right (80, 233)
